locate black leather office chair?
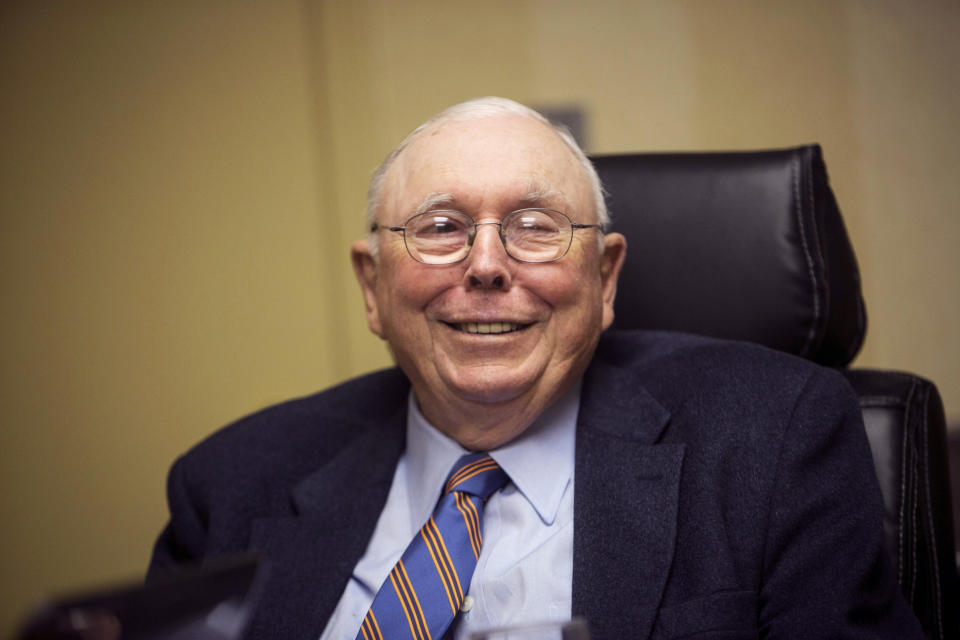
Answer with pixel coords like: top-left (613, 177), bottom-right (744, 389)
top-left (593, 145), bottom-right (958, 639)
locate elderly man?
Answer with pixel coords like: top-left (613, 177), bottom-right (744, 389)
top-left (150, 98), bottom-right (923, 639)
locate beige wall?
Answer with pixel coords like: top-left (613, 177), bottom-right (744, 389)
top-left (1, 0), bottom-right (958, 633)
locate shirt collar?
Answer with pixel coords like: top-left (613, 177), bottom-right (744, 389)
top-left (405, 380), bottom-right (580, 527)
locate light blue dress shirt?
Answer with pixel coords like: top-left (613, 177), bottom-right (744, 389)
top-left (320, 381), bottom-right (580, 639)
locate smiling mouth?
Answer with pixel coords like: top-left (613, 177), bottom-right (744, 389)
top-left (446, 321), bottom-right (530, 335)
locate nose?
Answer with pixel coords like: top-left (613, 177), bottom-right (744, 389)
top-left (464, 222), bottom-right (513, 290)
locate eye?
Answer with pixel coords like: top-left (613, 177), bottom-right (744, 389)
top-left (507, 210), bottom-right (563, 236)
top-left (409, 213), bottom-right (468, 237)
top-left (516, 216), bottom-right (559, 233)
top-left (429, 219), bottom-right (461, 235)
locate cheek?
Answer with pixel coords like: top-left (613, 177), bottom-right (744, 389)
top-left (376, 263), bottom-right (458, 328)
top-left (536, 264), bottom-right (605, 338)
top-left (533, 260), bottom-right (600, 308)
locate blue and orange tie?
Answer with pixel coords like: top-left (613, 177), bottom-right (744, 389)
top-left (356, 453), bottom-right (509, 640)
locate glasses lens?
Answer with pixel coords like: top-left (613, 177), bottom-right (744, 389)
top-left (405, 211), bottom-right (470, 263)
top-left (503, 209), bottom-right (571, 262)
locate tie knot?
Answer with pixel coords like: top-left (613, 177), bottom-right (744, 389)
top-left (443, 453), bottom-right (509, 500)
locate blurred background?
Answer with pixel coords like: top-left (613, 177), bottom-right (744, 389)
top-left (2, 0), bottom-right (958, 634)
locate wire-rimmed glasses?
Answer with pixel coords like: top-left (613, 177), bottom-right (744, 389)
top-left (371, 208), bottom-right (603, 265)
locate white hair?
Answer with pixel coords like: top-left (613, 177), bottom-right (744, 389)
top-left (366, 97), bottom-right (609, 254)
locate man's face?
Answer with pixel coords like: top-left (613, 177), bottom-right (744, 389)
top-left (352, 114), bottom-right (625, 446)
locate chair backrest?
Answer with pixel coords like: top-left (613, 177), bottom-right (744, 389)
top-left (593, 145), bottom-right (958, 639)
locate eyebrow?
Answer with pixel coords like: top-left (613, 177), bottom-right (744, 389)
top-left (415, 192), bottom-right (457, 215)
top-left (518, 179), bottom-right (571, 211)
top-left (413, 181), bottom-right (572, 216)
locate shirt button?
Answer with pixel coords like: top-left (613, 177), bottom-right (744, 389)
top-left (460, 595), bottom-right (475, 612)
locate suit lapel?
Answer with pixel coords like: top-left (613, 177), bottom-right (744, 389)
top-left (573, 356), bottom-right (683, 640)
top-left (245, 405), bottom-right (406, 640)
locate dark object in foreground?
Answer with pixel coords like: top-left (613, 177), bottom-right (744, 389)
top-left (17, 554), bottom-right (259, 640)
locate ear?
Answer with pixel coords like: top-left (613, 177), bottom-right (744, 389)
top-left (351, 238), bottom-right (385, 338)
top-left (598, 232), bottom-right (627, 331)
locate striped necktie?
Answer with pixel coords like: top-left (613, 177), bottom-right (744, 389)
top-left (356, 453), bottom-right (509, 640)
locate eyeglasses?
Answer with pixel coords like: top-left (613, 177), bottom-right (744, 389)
top-left (371, 208), bottom-right (603, 265)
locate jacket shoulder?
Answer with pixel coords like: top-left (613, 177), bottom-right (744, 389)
top-left (172, 367), bottom-right (409, 497)
top-left (596, 329), bottom-right (850, 400)
top-left (592, 330), bottom-right (860, 445)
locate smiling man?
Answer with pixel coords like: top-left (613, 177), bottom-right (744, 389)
top-left (150, 98), bottom-right (923, 639)
top-left (351, 108), bottom-right (624, 452)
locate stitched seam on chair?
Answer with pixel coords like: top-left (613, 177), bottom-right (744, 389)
top-left (896, 392), bottom-right (910, 587)
top-left (905, 381), bottom-right (919, 604)
top-left (804, 151), bottom-right (828, 351)
top-left (917, 384), bottom-right (944, 639)
top-left (792, 152), bottom-right (822, 358)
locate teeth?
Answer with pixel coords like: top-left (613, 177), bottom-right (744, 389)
top-left (457, 322), bottom-right (521, 334)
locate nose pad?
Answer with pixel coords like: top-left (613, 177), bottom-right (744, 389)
top-left (465, 223), bottom-right (511, 289)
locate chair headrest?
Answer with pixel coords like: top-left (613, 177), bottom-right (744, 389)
top-left (593, 144), bottom-right (866, 366)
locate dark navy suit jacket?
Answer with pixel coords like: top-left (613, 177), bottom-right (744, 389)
top-left (149, 331), bottom-right (923, 639)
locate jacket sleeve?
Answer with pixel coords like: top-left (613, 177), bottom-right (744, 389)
top-left (758, 367), bottom-right (925, 638)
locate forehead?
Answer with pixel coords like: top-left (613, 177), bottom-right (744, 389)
top-left (382, 114), bottom-right (593, 219)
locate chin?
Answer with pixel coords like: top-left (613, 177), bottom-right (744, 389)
top-left (439, 364), bottom-right (542, 405)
